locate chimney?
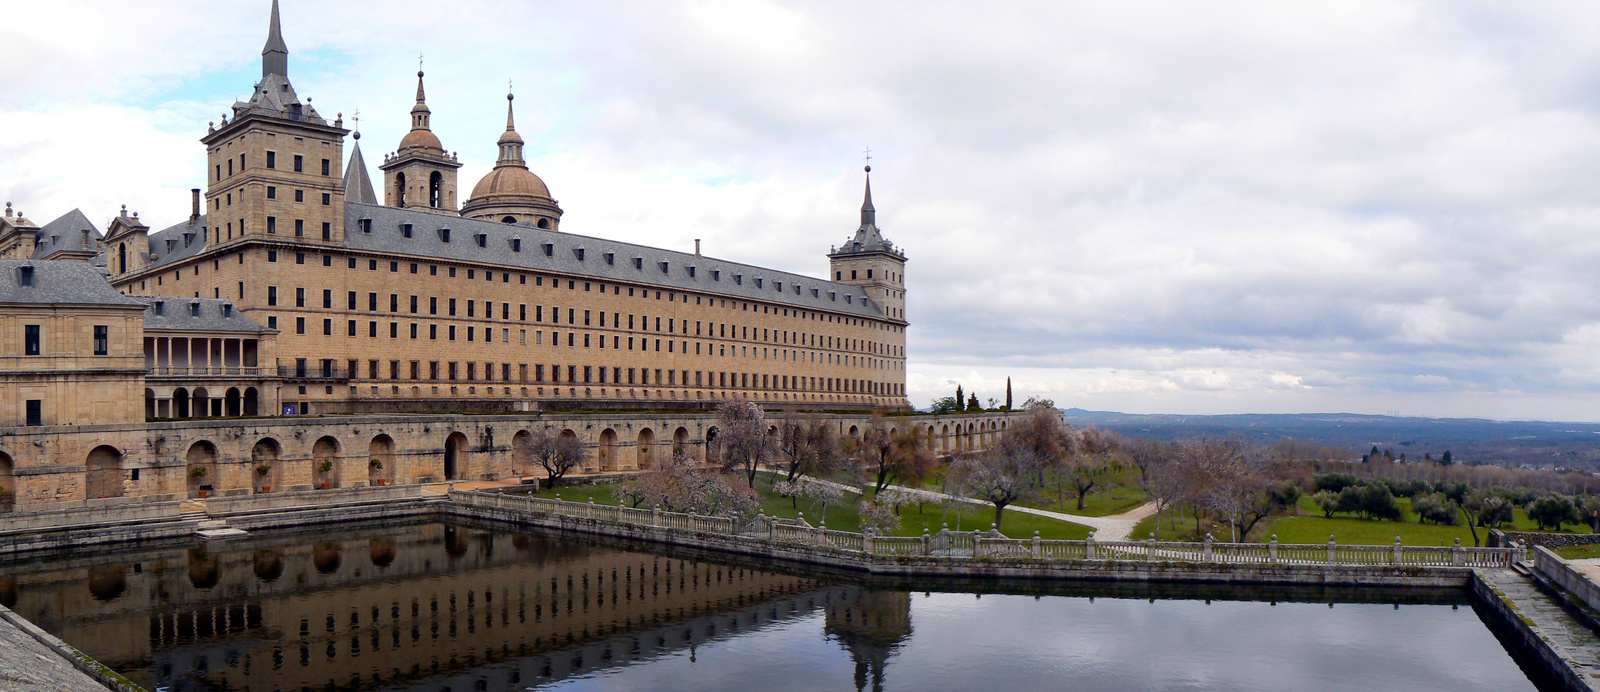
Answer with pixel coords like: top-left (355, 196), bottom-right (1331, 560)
top-left (190, 189), bottom-right (201, 225)
top-left (694, 239), bottom-right (701, 257)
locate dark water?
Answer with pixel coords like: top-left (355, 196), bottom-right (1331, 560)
top-left (0, 519), bottom-right (1542, 692)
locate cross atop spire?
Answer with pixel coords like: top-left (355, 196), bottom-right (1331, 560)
top-left (262, 0), bottom-right (289, 77)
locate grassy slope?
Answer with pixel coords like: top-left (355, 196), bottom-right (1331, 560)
top-left (543, 477), bottom-right (1091, 540)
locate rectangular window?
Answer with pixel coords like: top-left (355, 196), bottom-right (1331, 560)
top-left (321, 158), bottom-right (331, 176)
top-left (390, 322), bottom-right (398, 338)
top-left (267, 217), bottom-right (276, 234)
top-left (293, 154), bottom-right (303, 172)
top-left (268, 286), bottom-right (278, 306)
top-left (322, 222), bottom-right (331, 240)
top-left (368, 293), bottom-right (377, 311)
top-left (449, 326), bottom-right (457, 341)
top-left (296, 317), bottom-right (306, 334)
top-left (266, 186), bottom-right (276, 199)
top-left (410, 361), bottom-right (420, 379)
top-left (294, 189), bottom-right (304, 203)
top-left (430, 361), bottom-right (440, 380)
top-left (369, 321), bottom-right (377, 337)
top-left (322, 193), bottom-right (331, 206)
top-left (430, 297), bottom-right (438, 315)
top-left (24, 400), bottom-right (41, 427)
top-left (23, 325), bottom-right (40, 355)
top-left (322, 289), bottom-right (331, 308)
top-left (324, 318), bottom-right (333, 335)
top-left (467, 300), bottom-right (475, 318)
top-left (295, 287), bottom-right (305, 308)
top-left (266, 151), bottom-right (276, 168)
top-left (449, 299), bottom-right (457, 316)
top-left (390, 294), bottom-right (399, 312)
top-left (429, 324), bottom-right (437, 339)
top-left (410, 323), bottom-right (418, 339)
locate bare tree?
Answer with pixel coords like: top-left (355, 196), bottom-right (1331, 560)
top-left (777, 412), bottom-right (843, 483)
top-left (718, 398), bottom-right (774, 488)
top-left (859, 415), bottom-right (934, 495)
top-left (1064, 427), bottom-right (1121, 510)
top-left (949, 451), bottom-right (1034, 532)
top-left (529, 429), bottom-right (587, 482)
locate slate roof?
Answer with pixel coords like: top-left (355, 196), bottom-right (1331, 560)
top-left (31, 209), bottom-right (103, 259)
top-left (132, 296), bottom-right (271, 333)
top-left (147, 215), bottom-right (209, 266)
top-left (342, 202), bottom-right (883, 318)
top-left (833, 173), bottom-right (902, 258)
top-left (0, 259), bottom-right (142, 307)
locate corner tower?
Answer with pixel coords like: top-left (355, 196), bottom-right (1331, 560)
top-left (461, 92), bottom-right (563, 228)
top-left (828, 166), bottom-right (907, 322)
top-left (380, 71), bottom-right (462, 211)
top-left (199, 0), bottom-right (348, 247)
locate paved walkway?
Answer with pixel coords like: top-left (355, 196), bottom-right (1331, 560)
top-left (1477, 568), bottom-right (1600, 689)
top-left (803, 476), bottom-right (1159, 541)
top-left (0, 606), bottom-right (116, 691)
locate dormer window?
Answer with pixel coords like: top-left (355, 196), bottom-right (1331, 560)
top-left (829, 291), bottom-right (836, 301)
top-left (712, 270), bottom-right (721, 281)
top-left (659, 261), bottom-right (669, 273)
top-left (183, 232), bottom-right (194, 247)
top-left (734, 274), bottom-right (743, 285)
top-left (811, 288), bottom-right (819, 297)
top-left (189, 302), bottom-right (201, 316)
top-left (358, 218), bottom-right (372, 233)
top-left (221, 303), bottom-right (233, 317)
top-left (475, 233), bottom-right (487, 248)
top-left (17, 266), bottom-right (33, 286)
top-left (687, 266), bottom-right (696, 278)
top-left (542, 242), bottom-right (554, 257)
top-left (400, 223), bottom-right (413, 238)
top-left (846, 295), bottom-right (853, 304)
top-left (632, 257), bottom-right (643, 270)
top-left (755, 278), bottom-right (764, 288)
top-left (439, 228), bottom-right (451, 243)
top-left (604, 252), bottom-right (615, 265)
top-left (510, 238), bottom-right (522, 252)
top-left (573, 247), bottom-right (586, 261)
top-left (153, 300), bottom-right (164, 315)
top-left (794, 284), bottom-right (802, 295)
top-left (774, 281), bottom-right (782, 291)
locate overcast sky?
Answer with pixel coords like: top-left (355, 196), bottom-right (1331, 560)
top-left (7, 1), bottom-right (1600, 420)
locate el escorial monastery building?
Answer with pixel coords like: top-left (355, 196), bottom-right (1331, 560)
top-left (2, 0), bottom-right (909, 426)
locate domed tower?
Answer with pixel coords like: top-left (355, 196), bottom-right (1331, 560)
top-left (460, 92), bottom-right (563, 229)
top-left (828, 166), bottom-right (907, 322)
top-left (380, 70), bottom-right (462, 211)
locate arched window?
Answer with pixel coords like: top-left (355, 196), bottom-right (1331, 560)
top-left (537, 218), bottom-right (550, 229)
top-left (429, 172), bottom-right (443, 208)
top-left (395, 172), bottom-right (407, 206)
top-left (501, 216), bottom-right (516, 224)
top-left (118, 243), bottom-right (126, 273)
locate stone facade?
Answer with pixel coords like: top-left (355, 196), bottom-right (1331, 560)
top-left (0, 410), bottom-right (1017, 509)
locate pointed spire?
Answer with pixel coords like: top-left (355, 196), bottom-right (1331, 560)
top-left (262, 0), bottom-right (288, 78)
top-left (344, 132), bottom-right (378, 205)
top-left (506, 91), bottom-right (517, 132)
top-left (496, 92), bottom-right (526, 166)
top-left (410, 70), bottom-right (432, 130)
top-left (860, 165), bottom-right (876, 227)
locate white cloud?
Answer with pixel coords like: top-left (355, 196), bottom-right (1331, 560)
top-left (6, 1), bottom-right (1600, 419)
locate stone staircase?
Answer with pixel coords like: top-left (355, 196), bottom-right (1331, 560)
top-left (182, 505), bottom-right (249, 540)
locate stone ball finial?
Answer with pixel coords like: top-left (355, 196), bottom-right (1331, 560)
top-left (865, 165), bottom-right (871, 173)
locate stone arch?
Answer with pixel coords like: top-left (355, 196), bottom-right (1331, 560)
top-left (847, 425), bottom-right (860, 442)
top-left (512, 430), bottom-right (533, 475)
top-left (0, 451), bottom-right (13, 508)
top-left (704, 426), bottom-right (721, 464)
top-left (500, 215), bottom-right (517, 224)
top-left (185, 440), bottom-right (218, 498)
top-left (312, 436), bottom-right (341, 489)
top-left (940, 424), bottom-right (949, 453)
top-left (598, 429), bottom-right (618, 471)
top-left (251, 438), bottom-right (280, 493)
top-left (368, 434), bottom-right (395, 486)
top-left (429, 171), bottom-right (443, 208)
top-left (926, 425), bottom-right (936, 450)
top-left (395, 172), bottom-right (407, 206)
top-left (370, 538), bottom-right (396, 568)
top-left (537, 218), bottom-right (550, 229)
top-left (637, 428), bottom-right (655, 469)
top-left (144, 388), bottom-right (156, 419)
top-left (673, 427), bottom-right (690, 458)
top-left (444, 432), bottom-right (467, 481)
top-left (192, 387), bottom-right (210, 418)
top-left (243, 387), bottom-right (259, 416)
top-left (173, 387), bottom-right (190, 418)
top-left (85, 445), bottom-right (125, 499)
top-left (225, 387), bottom-right (242, 417)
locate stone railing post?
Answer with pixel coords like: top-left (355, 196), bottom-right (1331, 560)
top-left (1269, 534), bottom-right (1278, 564)
top-left (587, 498), bottom-right (594, 520)
top-left (817, 521), bottom-right (827, 547)
top-left (1146, 533), bottom-right (1155, 561)
top-left (1392, 536), bottom-right (1403, 565)
top-left (652, 505), bottom-right (661, 527)
top-left (1453, 537), bottom-right (1463, 566)
top-left (1032, 531), bottom-right (1042, 559)
top-left (526, 494), bottom-right (533, 513)
top-left (1086, 531), bottom-right (1097, 560)
top-left (495, 493), bottom-right (503, 509)
top-left (1203, 533), bottom-right (1213, 562)
top-left (863, 529), bottom-right (875, 555)
top-left (974, 530), bottom-right (983, 558)
top-left (922, 528), bottom-right (931, 556)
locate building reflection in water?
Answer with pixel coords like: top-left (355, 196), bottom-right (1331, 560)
top-left (0, 521), bottom-right (907, 691)
top-left (824, 589), bottom-right (913, 692)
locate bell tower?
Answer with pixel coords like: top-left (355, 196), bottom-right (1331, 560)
top-left (380, 69), bottom-right (462, 211)
top-left (828, 166), bottom-right (908, 323)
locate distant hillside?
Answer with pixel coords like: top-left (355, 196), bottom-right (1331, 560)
top-left (1057, 409), bottom-right (1600, 471)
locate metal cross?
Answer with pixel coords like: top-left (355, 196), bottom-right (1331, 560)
top-left (418, 53), bottom-right (424, 71)
top-left (351, 109), bottom-right (360, 133)
top-left (863, 146), bottom-right (872, 164)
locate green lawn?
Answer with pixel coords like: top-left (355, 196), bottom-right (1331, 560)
top-left (537, 477), bottom-right (1091, 540)
top-left (1128, 494), bottom-right (1597, 547)
top-left (1554, 544), bottom-right (1600, 560)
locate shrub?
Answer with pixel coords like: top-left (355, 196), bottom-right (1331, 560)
top-left (1314, 473), bottom-right (1360, 494)
top-left (1528, 495), bottom-right (1581, 532)
top-left (1412, 492), bottom-right (1458, 525)
top-left (1313, 490), bottom-right (1342, 518)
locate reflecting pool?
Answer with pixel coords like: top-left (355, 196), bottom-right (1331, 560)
top-left (0, 519), bottom-right (1544, 691)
